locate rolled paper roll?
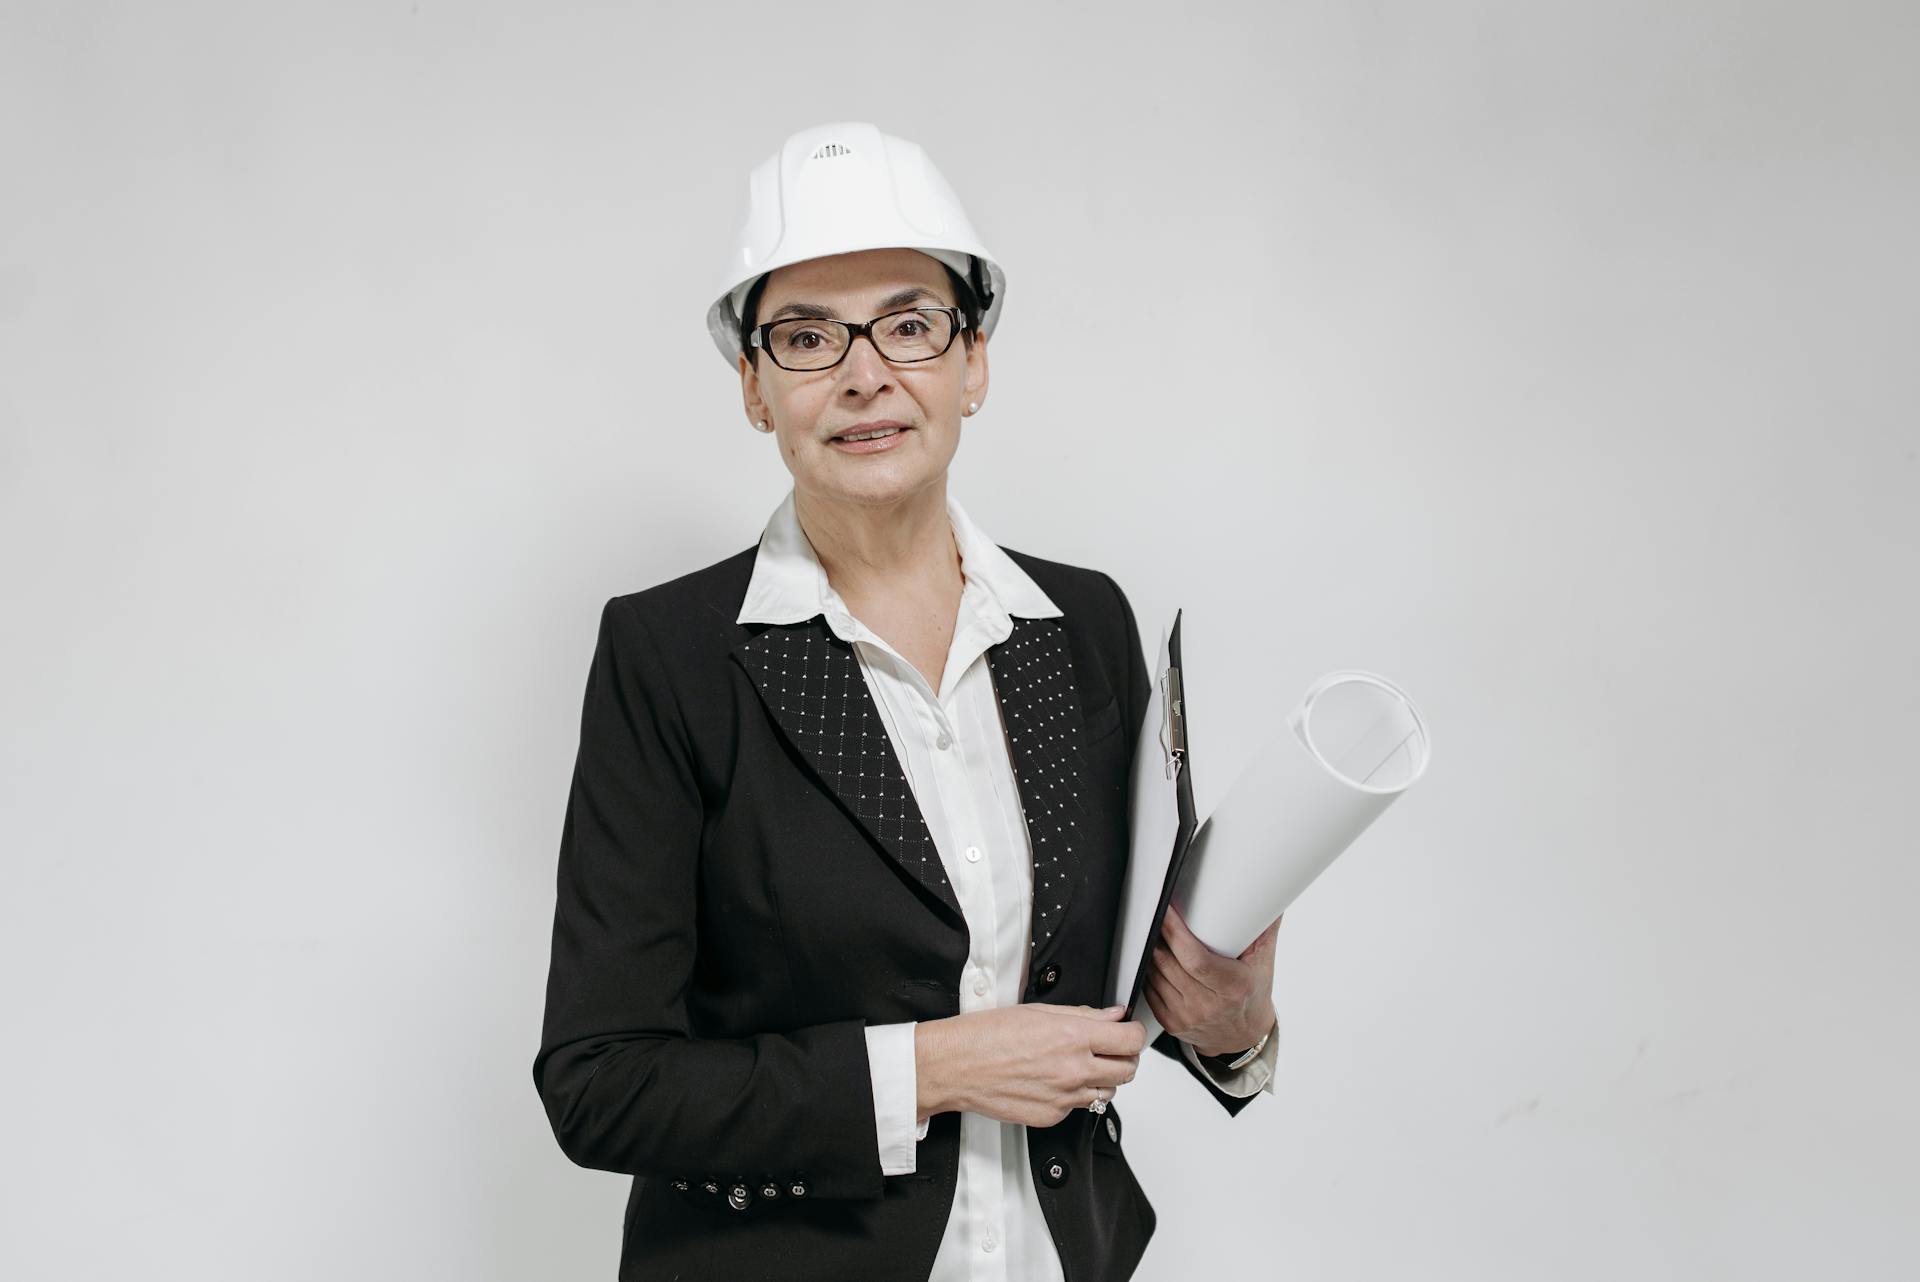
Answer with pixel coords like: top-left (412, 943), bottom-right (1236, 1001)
top-left (1171, 670), bottom-right (1431, 959)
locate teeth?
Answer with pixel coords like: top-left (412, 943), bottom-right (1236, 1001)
top-left (838, 427), bottom-right (901, 442)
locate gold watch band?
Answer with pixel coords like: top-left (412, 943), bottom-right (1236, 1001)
top-left (1215, 1018), bottom-right (1276, 1072)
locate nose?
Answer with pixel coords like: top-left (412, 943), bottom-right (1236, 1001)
top-left (835, 329), bottom-right (895, 397)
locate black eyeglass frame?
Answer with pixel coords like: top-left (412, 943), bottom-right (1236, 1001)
top-left (746, 306), bottom-right (971, 372)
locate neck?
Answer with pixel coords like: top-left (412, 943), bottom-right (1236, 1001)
top-left (793, 480), bottom-right (962, 605)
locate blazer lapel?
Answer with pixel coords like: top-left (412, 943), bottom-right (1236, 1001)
top-left (983, 614), bottom-right (1090, 962)
top-left (732, 619), bottom-right (965, 925)
top-left (731, 614), bottom-right (1092, 963)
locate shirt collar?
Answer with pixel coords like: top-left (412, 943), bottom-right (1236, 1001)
top-left (735, 487), bottom-right (1062, 640)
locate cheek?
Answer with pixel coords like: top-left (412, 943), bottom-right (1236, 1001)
top-left (768, 385), bottom-right (828, 433)
top-left (906, 372), bottom-right (965, 417)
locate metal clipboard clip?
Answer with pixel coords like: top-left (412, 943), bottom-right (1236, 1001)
top-left (1157, 664), bottom-right (1186, 780)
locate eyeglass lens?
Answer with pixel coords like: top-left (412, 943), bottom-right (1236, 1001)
top-left (766, 309), bottom-right (958, 370)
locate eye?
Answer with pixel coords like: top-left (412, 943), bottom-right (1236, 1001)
top-left (879, 311), bottom-right (936, 339)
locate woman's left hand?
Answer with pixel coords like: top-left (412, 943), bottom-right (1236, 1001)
top-left (1144, 902), bottom-right (1281, 1057)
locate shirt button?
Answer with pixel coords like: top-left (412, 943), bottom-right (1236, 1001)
top-left (935, 732), bottom-right (951, 750)
top-left (982, 1233), bottom-right (998, 1253)
top-left (972, 974), bottom-right (989, 996)
top-left (965, 845), bottom-right (982, 863)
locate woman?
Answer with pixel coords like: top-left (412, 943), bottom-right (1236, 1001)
top-left (533, 121), bottom-right (1281, 1282)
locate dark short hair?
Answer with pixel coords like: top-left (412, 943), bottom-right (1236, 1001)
top-left (738, 261), bottom-right (981, 368)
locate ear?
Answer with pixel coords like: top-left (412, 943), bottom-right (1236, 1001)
top-left (962, 331), bottom-right (989, 409)
top-left (740, 352), bottom-right (769, 429)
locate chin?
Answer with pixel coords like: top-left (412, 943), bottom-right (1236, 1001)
top-left (815, 462), bottom-right (938, 506)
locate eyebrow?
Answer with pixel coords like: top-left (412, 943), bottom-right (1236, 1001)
top-left (766, 286), bottom-right (947, 322)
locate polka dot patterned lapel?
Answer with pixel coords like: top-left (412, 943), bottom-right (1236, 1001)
top-left (733, 616), bottom-right (965, 925)
top-left (732, 613), bottom-right (1093, 961)
top-left (983, 615), bottom-right (1091, 960)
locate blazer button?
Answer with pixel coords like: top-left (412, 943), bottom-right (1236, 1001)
top-left (758, 1181), bottom-right (781, 1200)
top-left (727, 1183), bottom-right (752, 1211)
top-left (669, 1177), bottom-right (690, 1192)
top-left (788, 1179), bottom-right (809, 1198)
top-left (1040, 1155), bottom-right (1070, 1188)
top-left (1037, 964), bottom-right (1061, 991)
top-left (701, 1180), bottom-right (720, 1195)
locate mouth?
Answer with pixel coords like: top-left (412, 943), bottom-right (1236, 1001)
top-left (828, 422), bottom-right (913, 454)
top-left (829, 422), bottom-right (910, 443)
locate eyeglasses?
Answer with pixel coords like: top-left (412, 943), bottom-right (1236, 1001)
top-left (747, 306), bottom-right (968, 372)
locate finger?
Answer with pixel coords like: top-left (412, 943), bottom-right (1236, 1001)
top-left (1086, 1013), bottom-right (1150, 1055)
top-left (1158, 900), bottom-right (1191, 947)
top-left (1088, 1018), bottom-right (1149, 1056)
top-left (1144, 951), bottom-right (1190, 1013)
top-left (1160, 902), bottom-right (1230, 989)
top-left (1145, 970), bottom-right (1185, 1031)
top-left (1059, 1004), bottom-right (1127, 1020)
top-left (1151, 941), bottom-right (1196, 1000)
top-left (1163, 909), bottom-right (1259, 998)
top-left (1089, 1052), bottom-right (1141, 1088)
top-left (1143, 982), bottom-right (1167, 1029)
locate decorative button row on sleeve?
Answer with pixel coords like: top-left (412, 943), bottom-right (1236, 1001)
top-left (668, 1174), bottom-right (809, 1208)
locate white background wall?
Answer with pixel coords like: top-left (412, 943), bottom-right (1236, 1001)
top-left (4, 2), bottom-right (1916, 1278)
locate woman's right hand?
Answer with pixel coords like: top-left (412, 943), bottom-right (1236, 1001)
top-left (915, 1004), bottom-right (1148, 1129)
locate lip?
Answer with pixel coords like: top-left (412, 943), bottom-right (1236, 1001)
top-left (827, 420), bottom-right (913, 455)
top-left (829, 420), bottom-right (909, 441)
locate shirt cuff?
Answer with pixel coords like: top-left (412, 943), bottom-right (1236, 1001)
top-left (1180, 1019), bottom-right (1279, 1098)
top-left (865, 1022), bottom-right (923, 1175)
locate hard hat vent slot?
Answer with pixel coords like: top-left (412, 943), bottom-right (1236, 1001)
top-left (810, 143), bottom-right (854, 160)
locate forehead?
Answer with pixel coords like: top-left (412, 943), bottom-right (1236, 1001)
top-left (759, 247), bottom-right (955, 318)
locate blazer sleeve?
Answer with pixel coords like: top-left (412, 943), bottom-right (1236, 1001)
top-left (1102, 571), bottom-right (1264, 1120)
top-left (532, 595), bottom-right (887, 1198)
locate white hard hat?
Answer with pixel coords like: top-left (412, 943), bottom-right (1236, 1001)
top-left (705, 121), bottom-right (1006, 369)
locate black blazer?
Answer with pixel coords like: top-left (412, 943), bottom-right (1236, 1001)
top-left (533, 539), bottom-right (1259, 1282)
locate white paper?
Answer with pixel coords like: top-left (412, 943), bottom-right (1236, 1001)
top-left (1108, 655), bottom-right (1432, 1046)
top-left (1108, 620), bottom-right (1182, 1037)
top-left (1174, 669), bottom-right (1431, 957)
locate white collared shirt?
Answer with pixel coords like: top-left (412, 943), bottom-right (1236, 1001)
top-left (736, 486), bottom-right (1276, 1281)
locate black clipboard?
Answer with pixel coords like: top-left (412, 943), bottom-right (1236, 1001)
top-left (1118, 608), bottom-right (1198, 1021)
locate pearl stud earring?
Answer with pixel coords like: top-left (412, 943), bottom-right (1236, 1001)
top-left (967, 402), bottom-right (979, 414)
top-left (756, 419), bottom-right (770, 432)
